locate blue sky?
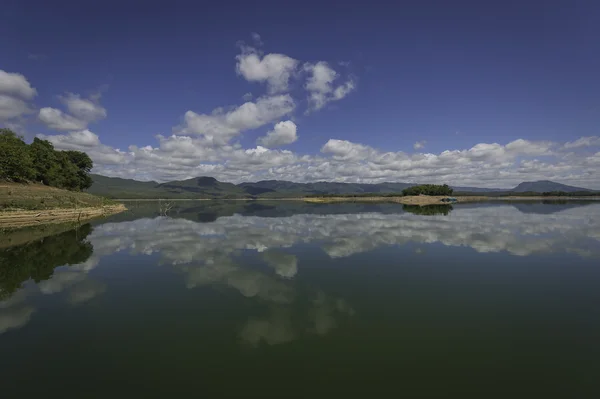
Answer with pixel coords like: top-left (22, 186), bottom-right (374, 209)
top-left (1, 0), bottom-right (599, 188)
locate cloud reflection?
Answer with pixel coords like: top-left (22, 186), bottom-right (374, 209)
top-left (89, 204), bottom-right (600, 262)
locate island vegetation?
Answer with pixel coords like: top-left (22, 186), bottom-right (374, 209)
top-left (401, 184), bottom-right (453, 196)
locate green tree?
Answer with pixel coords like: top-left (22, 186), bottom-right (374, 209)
top-left (29, 138), bottom-right (59, 185)
top-left (1, 129), bottom-right (94, 191)
top-left (64, 150), bottom-right (93, 190)
top-left (402, 184), bottom-right (453, 196)
top-left (0, 129), bottom-right (35, 182)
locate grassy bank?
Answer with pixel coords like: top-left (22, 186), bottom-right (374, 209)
top-left (0, 182), bottom-right (126, 229)
top-left (0, 182), bottom-right (116, 210)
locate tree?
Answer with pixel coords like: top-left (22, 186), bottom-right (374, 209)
top-left (0, 129), bottom-right (35, 182)
top-left (29, 138), bottom-right (58, 185)
top-left (402, 184), bottom-right (454, 196)
top-left (64, 150), bottom-right (93, 190)
top-left (0, 129), bottom-right (94, 191)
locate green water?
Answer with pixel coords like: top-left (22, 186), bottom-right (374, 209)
top-left (1, 201), bottom-right (600, 398)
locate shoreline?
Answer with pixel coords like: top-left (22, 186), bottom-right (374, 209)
top-left (0, 204), bottom-right (127, 230)
top-left (303, 196), bottom-right (487, 205)
top-left (303, 195), bottom-right (600, 205)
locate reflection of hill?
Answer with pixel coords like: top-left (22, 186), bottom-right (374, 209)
top-left (508, 201), bottom-right (595, 215)
top-left (0, 224), bottom-right (94, 300)
top-left (101, 199), bottom-right (599, 226)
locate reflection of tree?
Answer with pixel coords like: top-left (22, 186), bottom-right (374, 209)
top-left (403, 204), bottom-right (453, 216)
top-left (0, 224), bottom-right (94, 300)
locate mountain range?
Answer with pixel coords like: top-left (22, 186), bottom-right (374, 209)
top-left (87, 175), bottom-right (595, 199)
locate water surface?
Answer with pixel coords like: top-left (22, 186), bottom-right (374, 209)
top-left (1, 201), bottom-right (600, 397)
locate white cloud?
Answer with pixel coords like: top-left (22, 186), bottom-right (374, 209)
top-left (257, 120), bottom-right (297, 148)
top-left (38, 130), bottom-right (127, 165)
top-left (0, 70), bottom-right (37, 100)
top-left (0, 95), bottom-right (32, 121)
top-left (38, 92), bottom-right (106, 132)
top-left (74, 134), bottom-right (600, 189)
top-left (251, 32), bottom-right (263, 46)
top-left (6, 42), bottom-right (595, 189)
top-left (304, 62), bottom-right (356, 110)
top-left (61, 93), bottom-right (107, 123)
top-left (236, 47), bottom-right (298, 93)
top-left (564, 136), bottom-right (600, 149)
top-left (175, 95), bottom-right (295, 145)
top-left (0, 70), bottom-right (36, 123)
top-left (321, 139), bottom-right (375, 161)
top-left (414, 140), bottom-right (426, 150)
top-left (38, 107), bottom-right (88, 131)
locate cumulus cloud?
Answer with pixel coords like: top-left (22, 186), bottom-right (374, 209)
top-left (304, 62), bottom-right (356, 110)
top-left (38, 107), bottom-right (88, 131)
top-left (236, 47), bottom-right (299, 93)
top-left (0, 95), bottom-right (32, 121)
top-left (61, 93), bottom-right (107, 123)
top-left (38, 127), bottom-right (600, 189)
top-left (38, 92), bottom-right (106, 132)
top-left (563, 136), bottom-right (600, 149)
top-left (414, 140), bottom-right (426, 150)
top-left (0, 70), bottom-right (37, 123)
top-left (321, 139), bottom-right (376, 161)
top-left (0, 70), bottom-right (37, 100)
top-left (175, 95), bottom-right (295, 145)
top-left (11, 38), bottom-right (595, 189)
top-left (257, 120), bottom-right (297, 148)
top-left (38, 130), bottom-right (127, 165)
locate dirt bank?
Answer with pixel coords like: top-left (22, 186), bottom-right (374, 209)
top-left (0, 204), bottom-right (127, 229)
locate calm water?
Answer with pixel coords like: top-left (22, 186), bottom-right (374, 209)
top-left (1, 201), bottom-right (600, 397)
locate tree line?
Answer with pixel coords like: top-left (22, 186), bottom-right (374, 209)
top-left (0, 129), bottom-right (93, 191)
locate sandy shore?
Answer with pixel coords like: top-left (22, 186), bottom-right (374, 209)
top-left (0, 204), bottom-right (127, 229)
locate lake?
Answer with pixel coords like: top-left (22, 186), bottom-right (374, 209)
top-left (1, 200), bottom-right (600, 398)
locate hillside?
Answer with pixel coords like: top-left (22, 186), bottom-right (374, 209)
top-left (1, 182), bottom-right (113, 210)
top-left (88, 174), bottom-right (596, 199)
top-left (511, 180), bottom-right (592, 193)
top-left (88, 174), bottom-right (248, 199)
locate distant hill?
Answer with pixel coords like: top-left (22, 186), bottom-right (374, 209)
top-left (511, 180), bottom-right (593, 193)
top-left (88, 174), bottom-right (246, 199)
top-left (87, 174), bottom-right (595, 199)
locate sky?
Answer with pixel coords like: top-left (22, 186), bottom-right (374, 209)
top-left (1, 0), bottom-right (599, 188)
